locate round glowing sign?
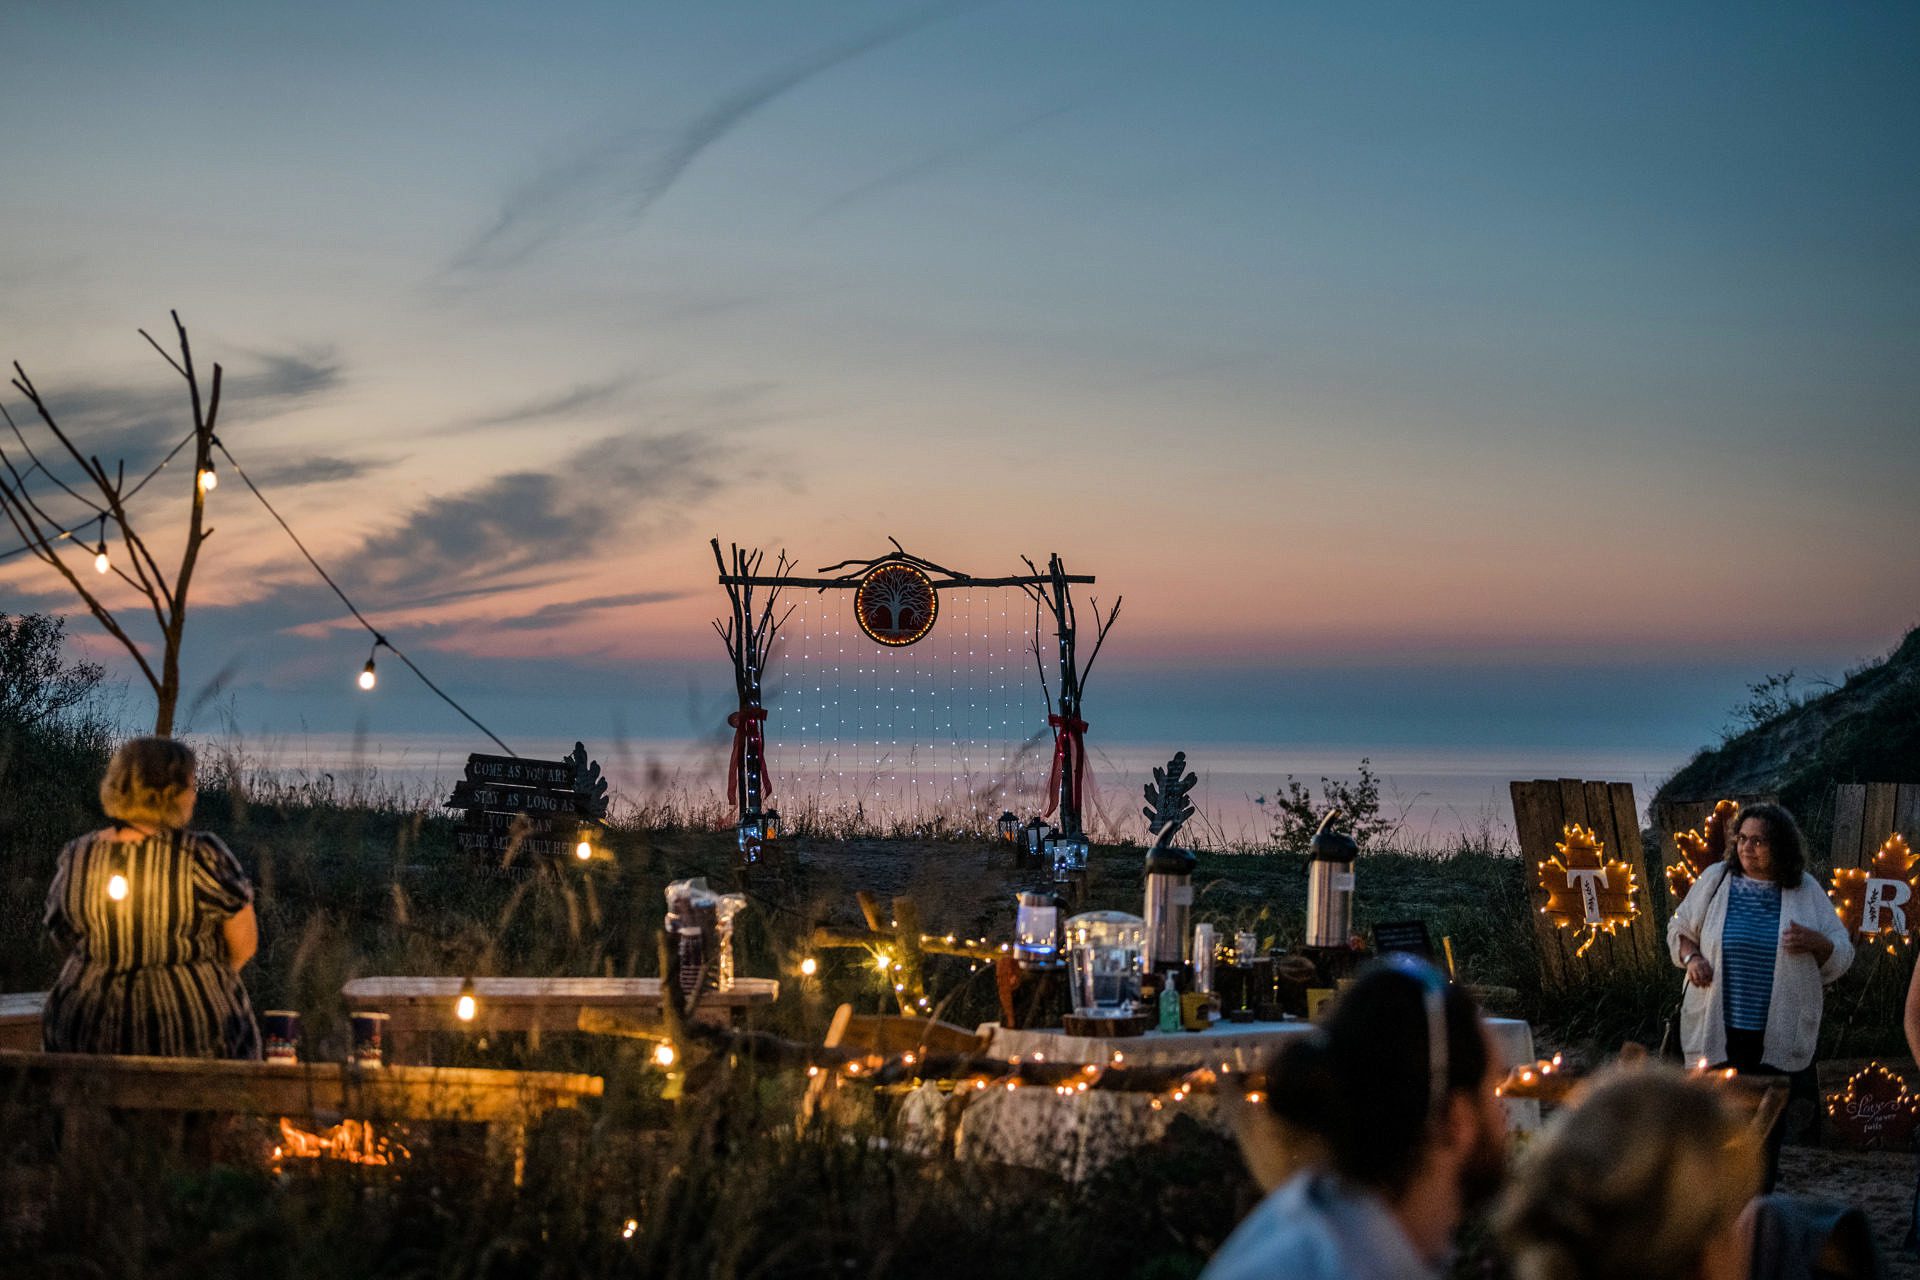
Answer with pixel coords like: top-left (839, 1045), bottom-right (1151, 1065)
top-left (855, 563), bottom-right (938, 647)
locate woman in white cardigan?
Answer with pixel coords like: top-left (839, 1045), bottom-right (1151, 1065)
top-left (1667, 803), bottom-right (1852, 1188)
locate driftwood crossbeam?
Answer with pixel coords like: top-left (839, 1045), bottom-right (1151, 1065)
top-left (717, 574), bottom-right (1093, 589)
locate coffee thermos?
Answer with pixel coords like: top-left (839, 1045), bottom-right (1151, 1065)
top-left (1144, 842), bottom-right (1196, 975)
top-left (1305, 809), bottom-right (1360, 949)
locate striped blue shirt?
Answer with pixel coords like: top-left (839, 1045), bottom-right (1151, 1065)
top-left (1722, 873), bottom-right (1781, 1032)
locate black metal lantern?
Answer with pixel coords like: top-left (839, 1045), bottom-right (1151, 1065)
top-left (762, 808), bottom-right (781, 842)
top-left (1022, 817), bottom-right (1052, 868)
top-left (997, 811), bottom-right (1019, 845)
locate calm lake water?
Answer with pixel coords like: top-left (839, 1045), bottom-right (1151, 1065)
top-left (198, 730), bottom-right (1686, 851)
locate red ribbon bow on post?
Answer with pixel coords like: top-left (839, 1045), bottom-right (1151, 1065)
top-left (726, 706), bottom-right (772, 812)
top-left (1042, 713), bottom-right (1089, 819)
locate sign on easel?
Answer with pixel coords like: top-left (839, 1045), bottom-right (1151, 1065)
top-left (445, 742), bottom-right (609, 867)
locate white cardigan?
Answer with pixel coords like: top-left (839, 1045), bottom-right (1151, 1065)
top-left (1665, 861), bottom-right (1854, 1071)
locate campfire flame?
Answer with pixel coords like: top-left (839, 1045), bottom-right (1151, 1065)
top-left (272, 1116), bottom-right (409, 1167)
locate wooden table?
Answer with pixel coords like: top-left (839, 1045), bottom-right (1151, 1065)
top-left (0, 992), bottom-right (45, 1051)
top-left (0, 1049), bottom-right (603, 1184)
top-left (951, 1017), bottom-right (1541, 1180)
top-left (341, 976), bottom-right (781, 1062)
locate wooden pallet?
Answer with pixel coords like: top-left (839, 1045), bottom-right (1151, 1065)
top-left (1510, 779), bottom-right (1657, 986)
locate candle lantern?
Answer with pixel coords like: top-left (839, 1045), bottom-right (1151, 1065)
top-left (1305, 810), bottom-right (1360, 949)
top-left (997, 811), bottom-right (1020, 845)
top-left (1050, 831), bottom-right (1090, 883)
top-left (1065, 910), bottom-right (1146, 1019)
top-left (762, 809), bottom-right (780, 842)
top-left (1022, 817), bottom-right (1052, 869)
top-left (736, 815), bottom-right (768, 863)
top-left (1014, 891), bottom-right (1066, 969)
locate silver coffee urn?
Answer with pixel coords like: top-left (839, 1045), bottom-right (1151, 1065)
top-left (1305, 810), bottom-right (1360, 949)
top-left (1143, 842), bottom-right (1196, 974)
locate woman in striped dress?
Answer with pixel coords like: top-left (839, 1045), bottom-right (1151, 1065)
top-left (1667, 802), bottom-right (1852, 1189)
top-left (42, 737), bottom-right (261, 1059)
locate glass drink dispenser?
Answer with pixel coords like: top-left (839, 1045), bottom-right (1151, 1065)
top-left (1066, 910), bottom-right (1146, 1018)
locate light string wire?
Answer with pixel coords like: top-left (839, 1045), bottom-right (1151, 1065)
top-left (0, 425), bottom-right (197, 562)
top-left (209, 437), bottom-right (516, 757)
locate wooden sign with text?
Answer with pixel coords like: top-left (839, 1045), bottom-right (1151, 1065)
top-left (445, 742), bottom-right (609, 869)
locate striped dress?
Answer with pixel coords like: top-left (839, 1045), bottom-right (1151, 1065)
top-left (42, 828), bottom-right (261, 1059)
top-left (1721, 872), bottom-right (1782, 1033)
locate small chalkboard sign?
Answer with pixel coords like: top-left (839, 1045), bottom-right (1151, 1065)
top-left (445, 741), bottom-right (609, 868)
top-left (1373, 920), bottom-right (1434, 958)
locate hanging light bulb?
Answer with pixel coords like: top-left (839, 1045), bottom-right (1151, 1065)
top-left (358, 639), bottom-right (381, 691)
top-left (455, 976), bottom-right (478, 1023)
top-left (197, 460), bottom-right (218, 491)
top-left (92, 517), bottom-right (110, 574)
top-left (107, 873), bottom-right (129, 901)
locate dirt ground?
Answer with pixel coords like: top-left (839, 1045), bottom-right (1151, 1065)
top-left (1777, 1145), bottom-right (1912, 1277)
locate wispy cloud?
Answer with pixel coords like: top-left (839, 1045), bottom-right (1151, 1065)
top-left (241, 454), bottom-right (388, 489)
top-left (450, 376), bottom-right (636, 434)
top-left (447, 2), bottom-right (980, 274)
top-left (7, 348), bottom-right (343, 485)
top-left (809, 101), bottom-right (1077, 221)
top-left (493, 589), bottom-right (689, 631)
top-left (342, 429), bottom-right (724, 605)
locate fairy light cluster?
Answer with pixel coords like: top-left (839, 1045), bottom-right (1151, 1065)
top-left (1830, 833), bottom-right (1920, 956)
top-left (1826, 1061), bottom-right (1919, 1149)
top-left (1536, 823), bottom-right (1641, 958)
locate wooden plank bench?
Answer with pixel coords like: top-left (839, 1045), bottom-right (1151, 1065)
top-left (0, 1049), bottom-right (602, 1185)
top-left (0, 992), bottom-right (45, 1052)
top-left (342, 976), bottom-right (780, 1063)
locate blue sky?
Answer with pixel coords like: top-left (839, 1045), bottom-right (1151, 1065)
top-left (2, 2), bottom-right (1916, 769)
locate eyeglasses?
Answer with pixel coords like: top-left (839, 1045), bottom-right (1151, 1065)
top-left (1734, 835), bottom-right (1771, 849)
top-left (1375, 951), bottom-right (1450, 1121)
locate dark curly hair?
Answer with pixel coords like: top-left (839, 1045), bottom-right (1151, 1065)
top-left (1727, 802), bottom-right (1806, 887)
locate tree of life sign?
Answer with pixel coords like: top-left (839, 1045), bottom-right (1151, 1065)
top-left (712, 540), bottom-right (1115, 865)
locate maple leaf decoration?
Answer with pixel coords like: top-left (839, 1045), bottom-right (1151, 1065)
top-left (1830, 833), bottom-right (1920, 954)
top-left (1667, 799), bottom-right (1738, 907)
top-left (1537, 824), bottom-right (1640, 958)
top-left (1826, 1061), bottom-right (1920, 1151)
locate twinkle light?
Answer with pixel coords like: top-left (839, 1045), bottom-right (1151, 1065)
top-left (621, 1219), bottom-right (639, 1240)
top-left (107, 873), bottom-right (129, 901)
top-left (575, 838), bottom-right (593, 861)
top-left (799, 957), bottom-right (818, 977)
top-left (652, 1042), bottom-right (677, 1068)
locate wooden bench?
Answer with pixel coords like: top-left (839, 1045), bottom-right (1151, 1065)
top-left (342, 976), bottom-right (781, 1063)
top-left (0, 992), bottom-right (45, 1052)
top-left (0, 1049), bottom-right (602, 1185)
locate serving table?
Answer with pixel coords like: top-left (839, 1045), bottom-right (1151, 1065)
top-left (341, 976), bottom-right (780, 1064)
top-left (932, 1016), bottom-right (1538, 1181)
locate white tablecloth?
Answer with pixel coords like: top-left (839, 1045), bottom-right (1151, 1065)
top-left (936, 1017), bottom-right (1539, 1180)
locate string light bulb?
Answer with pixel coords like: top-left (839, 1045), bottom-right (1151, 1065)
top-left (455, 976), bottom-right (477, 1023)
top-left (575, 837), bottom-right (593, 861)
top-left (799, 957), bottom-right (818, 977)
top-left (107, 873), bottom-right (129, 901)
top-left (92, 517), bottom-right (110, 575)
top-left (197, 461), bottom-right (218, 491)
top-left (653, 1042), bottom-right (677, 1068)
top-left (357, 638), bottom-right (383, 691)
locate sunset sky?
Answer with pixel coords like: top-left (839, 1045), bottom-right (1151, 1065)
top-left (3, 2), bottom-right (1916, 773)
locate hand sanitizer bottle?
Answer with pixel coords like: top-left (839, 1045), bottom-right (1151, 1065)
top-left (1158, 976), bottom-right (1181, 1033)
